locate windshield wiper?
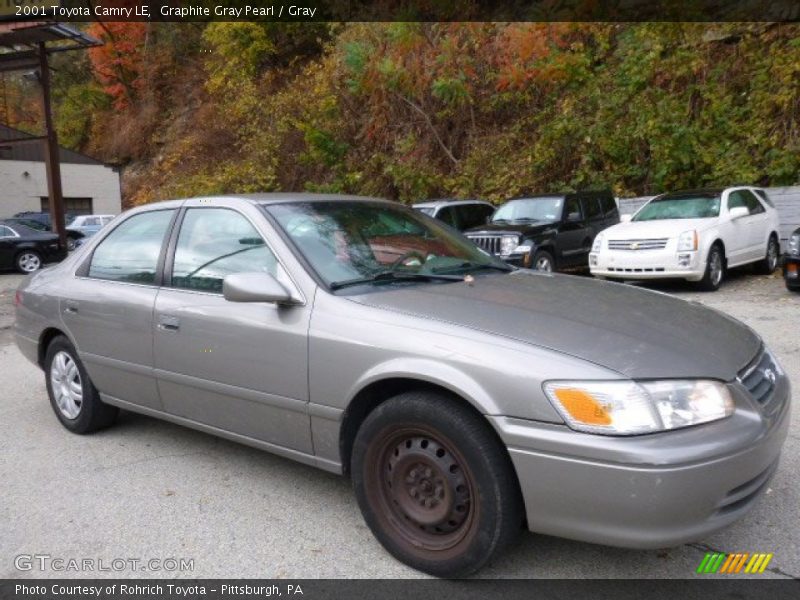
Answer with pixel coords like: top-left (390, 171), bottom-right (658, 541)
top-left (432, 261), bottom-right (515, 274)
top-left (330, 270), bottom-right (465, 291)
top-left (510, 217), bottom-right (540, 223)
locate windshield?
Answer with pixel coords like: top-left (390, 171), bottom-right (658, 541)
top-left (267, 201), bottom-right (508, 288)
top-left (633, 194), bottom-right (721, 221)
top-left (491, 197), bottom-right (563, 223)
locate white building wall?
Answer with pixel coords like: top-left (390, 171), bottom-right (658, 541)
top-left (0, 159), bottom-right (121, 216)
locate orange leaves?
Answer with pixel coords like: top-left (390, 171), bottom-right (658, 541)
top-left (87, 22), bottom-right (148, 110)
top-left (493, 23), bottom-right (575, 91)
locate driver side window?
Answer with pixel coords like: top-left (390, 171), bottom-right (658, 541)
top-left (171, 208), bottom-right (278, 293)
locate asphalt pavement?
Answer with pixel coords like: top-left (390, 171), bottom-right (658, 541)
top-left (1, 269), bottom-right (798, 579)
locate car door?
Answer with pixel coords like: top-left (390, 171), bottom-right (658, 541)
top-left (0, 225), bottom-right (18, 270)
top-left (153, 205), bottom-right (312, 452)
top-left (740, 189), bottom-right (770, 259)
top-left (64, 208), bottom-right (177, 410)
top-left (724, 190), bottom-right (758, 265)
top-left (556, 195), bottom-right (592, 267)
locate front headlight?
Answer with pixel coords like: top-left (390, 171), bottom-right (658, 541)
top-left (543, 379), bottom-right (734, 435)
top-left (789, 233), bottom-right (800, 256)
top-left (677, 230), bottom-right (698, 252)
top-left (500, 234), bottom-right (519, 256)
top-left (591, 233), bottom-right (604, 252)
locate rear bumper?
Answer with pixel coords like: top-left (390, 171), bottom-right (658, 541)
top-left (490, 377), bottom-right (790, 549)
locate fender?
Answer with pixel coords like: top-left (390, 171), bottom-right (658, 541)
top-left (346, 357), bottom-right (502, 416)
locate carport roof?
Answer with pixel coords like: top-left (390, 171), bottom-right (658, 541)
top-left (0, 22), bottom-right (99, 73)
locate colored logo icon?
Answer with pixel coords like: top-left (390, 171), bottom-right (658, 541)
top-left (696, 552), bottom-right (773, 574)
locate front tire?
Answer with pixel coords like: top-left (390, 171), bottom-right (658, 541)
top-left (532, 249), bottom-right (554, 272)
top-left (44, 335), bottom-right (118, 434)
top-left (15, 250), bottom-right (42, 274)
top-left (755, 235), bottom-right (779, 275)
top-left (698, 244), bottom-right (724, 291)
top-left (351, 391), bottom-right (524, 577)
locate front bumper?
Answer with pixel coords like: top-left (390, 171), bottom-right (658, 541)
top-left (590, 245), bottom-right (704, 281)
top-left (490, 376), bottom-right (790, 549)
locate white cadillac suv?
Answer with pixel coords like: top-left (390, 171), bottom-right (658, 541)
top-left (590, 187), bottom-right (781, 291)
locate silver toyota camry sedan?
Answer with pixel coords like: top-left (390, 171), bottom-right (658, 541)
top-left (15, 194), bottom-right (790, 577)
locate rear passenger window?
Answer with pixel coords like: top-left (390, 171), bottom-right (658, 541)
top-left (601, 196), bottom-right (619, 219)
top-left (171, 208), bottom-right (278, 293)
top-left (437, 206), bottom-right (459, 228)
top-left (742, 190), bottom-right (765, 215)
top-left (88, 210), bottom-right (175, 284)
top-left (459, 204), bottom-right (494, 229)
top-left (582, 197), bottom-right (602, 221)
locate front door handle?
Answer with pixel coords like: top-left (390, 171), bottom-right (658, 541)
top-left (158, 315), bottom-right (181, 332)
top-left (64, 301), bottom-right (79, 314)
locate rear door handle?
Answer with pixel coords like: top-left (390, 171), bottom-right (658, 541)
top-left (158, 315), bottom-right (180, 332)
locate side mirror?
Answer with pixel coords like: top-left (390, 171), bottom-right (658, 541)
top-left (223, 272), bottom-right (294, 304)
top-left (566, 212), bottom-right (582, 223)
top-left (729, 206), bottom-right (749, 219)
top-left (620, 214), bottom-right (632, 223)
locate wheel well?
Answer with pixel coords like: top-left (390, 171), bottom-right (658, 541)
top-left (339, 378), bottom-right (499, 477)
top-left (711, 239), bottom-right (726, 268)
top-left (769, 231), bottom-right (779, 251)
top-left (38, 327), bottom-right (65, 368)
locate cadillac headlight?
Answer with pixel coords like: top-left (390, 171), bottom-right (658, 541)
top-left (591, 233), bottom-right (604, 252)
top-left (543, 379), bottom-right (734, 435)
top-left (677, 230), bottom-right (698, 252)
top-left (500, 235), bottom-right (519, 256)
top-left (789, 233), bottom-right (800, 256)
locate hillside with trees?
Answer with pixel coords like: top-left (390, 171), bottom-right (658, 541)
top-left (3, 22), bottom-right (798, 206)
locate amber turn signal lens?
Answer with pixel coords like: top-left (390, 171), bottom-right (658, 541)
top-left (552, 388), bottom-right (612, 425)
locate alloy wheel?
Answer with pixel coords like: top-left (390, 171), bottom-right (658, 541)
top-left (710, 249), bottom-right (723, 287)
top-left (50, 351), bottom-right (83, 420)
top-left (767, 239), bottom-right (778, 271)
top-left (535, 256), bottom-right (552, 272)
top-left (17, 252), bottom-right (41, 273)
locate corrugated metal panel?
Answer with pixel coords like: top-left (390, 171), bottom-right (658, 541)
top-left (617, 187), bottom-right (800, 242)
top-left (0, 124), bottom-right (105, 166)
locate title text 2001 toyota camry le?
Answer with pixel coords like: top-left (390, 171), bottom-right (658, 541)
top-left (15, 194), bottom-right (790, 577)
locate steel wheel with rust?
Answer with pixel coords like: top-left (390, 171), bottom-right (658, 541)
top-left (352, 391), bottom-right (524, 577)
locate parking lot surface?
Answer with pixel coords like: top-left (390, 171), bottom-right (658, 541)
top-left (1, 269), bottom-right (797, 579)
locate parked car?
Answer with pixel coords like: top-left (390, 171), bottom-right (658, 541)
top-left (68, 214), bottom-right (115, 239)
top-left (6, 215), bottom-right (84, 250)
top-left (590, 187), bottom-right (781, 291)
top-left (784, 226), bottom-right (800, 292)
top-left (412, 199), bottom-right (495, 231)
top-left (15, 194), bottom-right (790, 577)
top-left (464, 190), bottom-right (619, 271)
top-left (0, 220), bottom-right (67, 273)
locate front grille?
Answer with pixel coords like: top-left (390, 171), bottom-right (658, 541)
top-left (608, 238), bottom-right (669, 251)
top-left (738, 348), bottom-right (779, 406)
top-left (607, 267), bottom-right (665, 273)
top-left (466, 235), bottom-right (503, 255)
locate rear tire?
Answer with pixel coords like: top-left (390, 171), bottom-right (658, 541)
top-left (351, 391), bottom-right (524, 577)
top-left (15, 250), bottom-right (42, 274)
top-left (755, 235), bottom-right (779, 275)
top-left (44, 335), bottom-right (118, 434)
top-left (698, 244), bottom-right (724, 291)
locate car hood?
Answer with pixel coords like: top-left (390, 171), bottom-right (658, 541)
top-left (347, 271), bottom-right (759, 380)
top-left (605, 218), bottom-right (716, 239)
top-left (465, 221), bottom-right (557, 237)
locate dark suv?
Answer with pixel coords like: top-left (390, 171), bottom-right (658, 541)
top-left (464, 191), bottom-right (619, 271)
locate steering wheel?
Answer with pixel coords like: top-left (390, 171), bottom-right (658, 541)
top-left (391, 250), bottom-right (427, 270)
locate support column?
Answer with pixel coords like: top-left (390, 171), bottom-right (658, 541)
top-left (38, 41), bottom-right (66, 249)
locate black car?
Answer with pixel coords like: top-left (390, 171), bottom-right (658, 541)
top-left (784, 227), bottom-right (800, 292)
top-left (464, 190), bottom-right (619, 271)
top-left (0, 221), bottom-right (68, 273)
top-left (10, 212), bottom-right (83, 250)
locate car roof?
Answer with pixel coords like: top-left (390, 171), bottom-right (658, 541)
top-left (412, 199), bottom-right (492, 208)
top-left (655, 188), bottom-right (725, 199)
